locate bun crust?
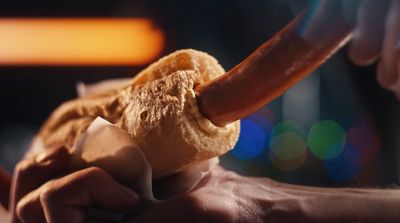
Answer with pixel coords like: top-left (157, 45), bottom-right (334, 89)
top-left (36, 49), bottom-right (240, 178)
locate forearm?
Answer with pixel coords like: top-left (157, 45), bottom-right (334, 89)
top-left (255, 180), bottom-right (400, 223)
top-left (298, 188), bottom-right (400, 222)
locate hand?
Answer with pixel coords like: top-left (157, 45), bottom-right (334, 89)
top-left (8, 148), bottom-right (400, 223)
top-left (9, 147), bottom-right (140, 223)
top-left (128, 165), bottom-right (279, 223)
top-left (348, 0), bottom-right (400, 93)
top-left (9, 155), bottom-right (297, 223)
top-left (128, 165), bottom-right (400, 223)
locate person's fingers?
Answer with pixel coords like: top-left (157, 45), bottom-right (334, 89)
top-left (14, 187), bottom-right (45, 223)
top-left (16, 167), bottom-right (139, 223)
top-left (348, 0), bottom-right (390, 66)
top-left (0, 167), bottom-right (11, 209)
top-left (10, 146), bottom-right (70, 223)
top-left (377, 0), bottom-right (400, 90)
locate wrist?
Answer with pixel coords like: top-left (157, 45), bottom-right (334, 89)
top-left (246, 180), bottom-right (306, 223)
top-left (267, 197), bottom-right (305, 223)
top-left (253, 180), bottom-right (400, 223)
top-left (292, 188), bottom-right (400, 223)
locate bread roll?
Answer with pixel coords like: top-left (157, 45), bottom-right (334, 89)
top-left (35, 49), bottom-right (240, 178)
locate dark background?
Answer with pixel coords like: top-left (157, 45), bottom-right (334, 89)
top-left (0, 0), bottom-right (399, 188)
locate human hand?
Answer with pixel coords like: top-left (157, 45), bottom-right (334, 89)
top-left (7, 147), bottom-right (400, 223)
top-left (127, 165), bottom-right (299, 223)
top-left (128, 164), bottom-right (400, 223)
top-left (348, 0), bottom-right (400, 93)
top-left (10, 155), bottom-right (294, 223)
top-left (9, 157), bottom-right (400, 223)
top-left (9, 147), bottom-right (140, 223)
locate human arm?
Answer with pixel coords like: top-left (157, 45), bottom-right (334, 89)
top-left (10, 151), bottom-right (400, 223)
top-left (128, 166), bottom-right (400, 223)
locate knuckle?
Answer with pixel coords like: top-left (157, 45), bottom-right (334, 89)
top-left (39, 181), bottom-right (57, 205)
top-left (82, 166), bottom-right (108, 178)
top-left (15, 195), bottom-right (43, 222)
top-left (15, 199), bottom-right (29, 220)
top-left (15, 159), bottom-right (34, 176)
top-left (79, 167), bottom-right (110, 183)
top-left (38, 167), bottom-right (109, 205)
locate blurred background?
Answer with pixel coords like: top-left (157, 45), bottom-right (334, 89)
top-left (0, 0), bottom-right (399, 188)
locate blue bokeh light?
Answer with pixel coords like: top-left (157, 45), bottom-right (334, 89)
top-left (324, 142), bottom-right (360, 181)
top-left (230, 118), bottom-right (269, 160)
top-left (247, 113), bottom-right (274, 136)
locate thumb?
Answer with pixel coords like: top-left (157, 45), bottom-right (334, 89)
top-left (153, 158), bottom-right (219, 199)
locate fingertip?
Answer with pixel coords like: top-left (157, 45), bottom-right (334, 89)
top-left (377, 50), bottom-right (400, 91)
top-left (348, 0), bottom-right (388, 67)
top-left (377, 61), bottom-right (396, 90)
top-left (348, 42), bottom-right (380, 66)
top-left (393, 57), bottom-right (400, 97)
top-left (377, 0), bottom-right (400, 90)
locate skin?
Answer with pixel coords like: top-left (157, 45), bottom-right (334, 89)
top-left (1, 1), bottom-right (400, 222)
top-left (348, 0), bottom-right (400, 92)
top-left (2, 147), bottom-right (400, 223)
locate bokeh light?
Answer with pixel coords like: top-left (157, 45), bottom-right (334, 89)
top-left (325, 142), bottom-right (360, 181)
top-left (269, 132), bottom-right (307, 171)
top-left (307, 120), bottom-right (346, 159)
top-left (270, 132), bottom-right (307, 160)
top-left (230, 119), bottom-right (265, 159)
top-left (342, 141), bottom-right (362, 166)
top-left (269, 150), bottom-right (307, 172)
top-left (348, 126), bottom-right (380, 164)
top-left (0, 18), bottom-right (165, 66)
top-left (246, 114), bottom-right (274, 136)
top-left (269, 120), bottom-right (307, 142)
top-left (347, 113), bottom-right (381, 165)
top-left (352, 113), bottom-right (377, 130)
top-left (230, 107), bottom-right (274, 160)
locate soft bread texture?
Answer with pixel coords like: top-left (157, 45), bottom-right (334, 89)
top-left (36, 49), bottom-right (240, 178)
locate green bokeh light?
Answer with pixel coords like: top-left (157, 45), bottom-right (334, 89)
top-left (307, 120), bottom-right (345, 159)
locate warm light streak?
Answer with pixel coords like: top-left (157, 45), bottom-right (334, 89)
top-left (0, 18), bottom-right (165, 66)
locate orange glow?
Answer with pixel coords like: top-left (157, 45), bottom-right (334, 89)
top-left (0, 18), bottom-right (165, 66)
